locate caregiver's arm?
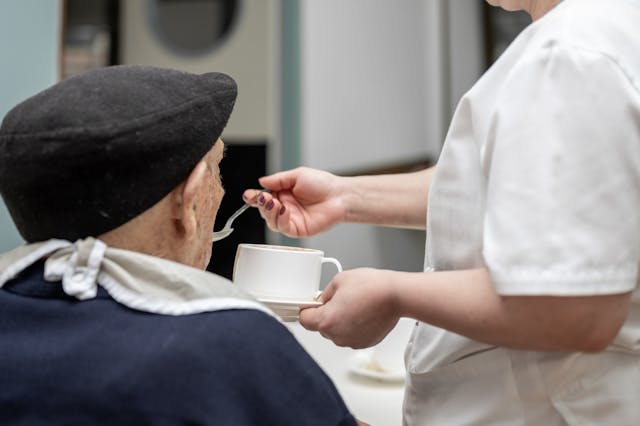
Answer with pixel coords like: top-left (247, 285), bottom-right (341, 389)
top-left (339, 167), bottom-right (433, 229)
top-left (301, 268), bottom-right (631, 352)
top-left (243, 166), bottom-right (434, 237)
top-left (401, 268), bottom-right (631, 352)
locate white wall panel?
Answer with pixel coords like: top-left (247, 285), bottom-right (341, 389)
top-left (300, 0), bottom-right (439, 173)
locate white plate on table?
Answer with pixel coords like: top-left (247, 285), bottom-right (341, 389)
top-left (257, 297), bottom-right (322, 321)
top-left (348, 350), bottom-right (406, 383)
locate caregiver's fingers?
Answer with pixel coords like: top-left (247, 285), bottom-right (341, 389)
top-left (258, 168), bottom-right (303, 192)
top-left (258, 193), bottom-right (288, 232)
top-left (316, 280), bottom-right (338, 305)
top-left (299, 281), bottom-right (338, 331)
top-left (299, 305), bottom-right (322, 332)
top-left (251, 191), bottom-right (299, 236)
top-left (299, 303), bottom-right (354, 347)
top-left (242, 188), bottom-right (264, 206)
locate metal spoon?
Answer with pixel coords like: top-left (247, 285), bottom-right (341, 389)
top-left (212, 190), bottom-right (268, 242)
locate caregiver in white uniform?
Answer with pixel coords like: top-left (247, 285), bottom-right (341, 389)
top-left (245, 0), bottom-right (640, 423)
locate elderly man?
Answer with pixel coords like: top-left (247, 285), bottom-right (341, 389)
top-left (0, 65), bottom-right (356, 426)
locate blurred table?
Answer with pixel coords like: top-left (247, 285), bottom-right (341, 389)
top-left (286, 323), bottom-right (405, 426)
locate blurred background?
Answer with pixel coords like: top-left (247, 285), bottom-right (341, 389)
top-left (0, 0), bottom-right (529, 280)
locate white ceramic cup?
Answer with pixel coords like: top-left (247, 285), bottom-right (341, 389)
top-left (233, 244), bottom-right (342, 301)
top-left (371, 317), bottom-right (415, 374)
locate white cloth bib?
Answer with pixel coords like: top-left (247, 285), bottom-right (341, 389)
top-left (0, 238), bottom-right (275, 318)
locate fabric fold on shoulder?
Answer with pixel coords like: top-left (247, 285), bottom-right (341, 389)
top-left (0, 238), bottom-right (277, 319)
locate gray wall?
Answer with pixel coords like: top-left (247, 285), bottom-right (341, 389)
top-left (0, 0), bottom-right (61, 251)
top-left (297, 0), bottom-right (485, 276)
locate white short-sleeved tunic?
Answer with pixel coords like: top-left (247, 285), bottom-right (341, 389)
top-left (404, 0), bottom-right (640, 424)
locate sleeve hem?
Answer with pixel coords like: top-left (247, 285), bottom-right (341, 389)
top-left (491, 271), bottom-right (637, 296)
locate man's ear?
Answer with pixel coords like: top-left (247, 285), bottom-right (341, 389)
top-left (171, 160), bottom-right (208, 240)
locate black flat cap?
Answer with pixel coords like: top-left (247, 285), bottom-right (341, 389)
top-left (0, 65), bottom-right (237, 242)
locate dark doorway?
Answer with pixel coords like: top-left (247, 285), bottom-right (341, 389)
top-left (207, 142), bottom-right (267, 279)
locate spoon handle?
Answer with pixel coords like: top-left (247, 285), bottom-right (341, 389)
top-left (222, 189), bottom-right (270, 230)
top-left (224, 203), bottom-right (250, 228)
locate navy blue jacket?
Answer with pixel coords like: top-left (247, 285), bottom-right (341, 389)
top-left (0, 260), bottom-right (356, 426)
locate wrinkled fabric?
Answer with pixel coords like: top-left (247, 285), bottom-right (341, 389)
top-left (0, 261), bottom-right (356, 426)
top-left (0, 238), bottom-right (275, 317)
top-left (405, 0), bottom-right (640, 424)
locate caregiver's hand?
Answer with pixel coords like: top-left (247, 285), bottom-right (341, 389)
top-left (299, 268), bottom-right (401, 349)
top-left (242, 167), bottom-right (347, 237)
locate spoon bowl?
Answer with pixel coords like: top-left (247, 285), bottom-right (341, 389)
top-left (212, 190), bottom-right (268, 242)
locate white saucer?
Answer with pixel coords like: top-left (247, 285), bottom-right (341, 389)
top-left (348, 350), bottom-right (406, 383)
top-left (257, 297), bottom-right (322, 321)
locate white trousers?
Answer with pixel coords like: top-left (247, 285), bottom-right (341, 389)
top-left (404, 347), bottom-right (640, 425)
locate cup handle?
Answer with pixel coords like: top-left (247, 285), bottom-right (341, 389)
top-left (314, 257), bottom-right (342, 302)
top-left (321, 257), bottom-right (343, 273)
